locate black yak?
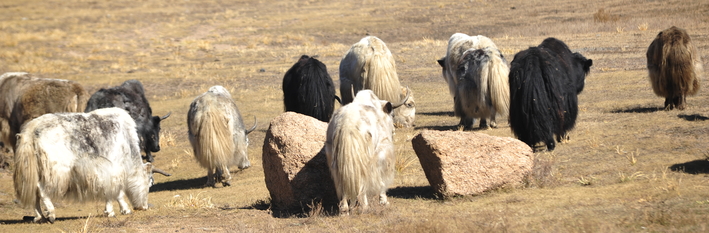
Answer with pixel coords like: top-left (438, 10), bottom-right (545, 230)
top-left (647, 26), bottom-right (703, 110)
top-left (282, 55), bottom-right (339, 122)
top-left (508, 38), bottom-right (593, 151)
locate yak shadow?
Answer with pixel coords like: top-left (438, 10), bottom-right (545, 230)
top-left (415, 125), bottom-right (460, 131)
top-left (418, 111), bottom-right (455, 117)
top-left (387, 186), bottom-right (437, 200)
top-left (150, 177), bottom-right (207, 192)
top-left (610, 106), bottom-right (662, 113)
top-left (669, 160), bottom-right (709, 174)
top-left (0, 216), bottom-right (86, 224)
top-left (678, 114), bottom-right (709, 121)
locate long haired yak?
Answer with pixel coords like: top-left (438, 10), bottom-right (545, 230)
top-left (282, 55), bottom-right (339, 122)
top-left (325, 90), bottom-right (408, 214)
top-left (508, 37), bottom-right (593, 151)
top-left (13, 108), bottom-right (153, 223)
top-left (0, 72), bottom-right (88, 153)
top-left (339, 36), bottom-right (416, 128)
top-left (188, 86), bottom-right (256, 187)
top-left (438, 33), bottom-right (510, 129)
top-left (647, 26), bottom-right (703, 110)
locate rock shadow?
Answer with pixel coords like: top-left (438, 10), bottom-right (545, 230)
top-left (387, 186), bottom-right (438, 200)
top-left (669, 160), bottom-right (709, 174)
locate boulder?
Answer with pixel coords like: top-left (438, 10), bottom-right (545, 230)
top-left (262, 112), bottom-right (337, 211)
top-left (412, 130), bottom-right (534, 197)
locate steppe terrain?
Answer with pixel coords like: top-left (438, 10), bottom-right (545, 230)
top-left (0, 0), bottom-right (708, 232)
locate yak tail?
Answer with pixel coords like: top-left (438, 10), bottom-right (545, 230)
top-left (193, 107), bottom-right (235, 170)
top-left (363, 40), bottom-right (401, 104)
top-left (329, 122), bottom-right (369, 206)
top-left (661, 34), bottom-right (700, 96)
top-left (485, 49), bottom-right (511, 117)
top-left (13, 132), bottom-right (40, 208)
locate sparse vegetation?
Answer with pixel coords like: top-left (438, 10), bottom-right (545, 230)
top-left (1, 0), bottom-right (709, 232)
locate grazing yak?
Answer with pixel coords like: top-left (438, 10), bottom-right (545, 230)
top-left (188, 86), bottom-right (256, 187)
top-left (0, 72), bottom-right (89, 153)
top-left (647, 26), bottom-right (704, 110)
top-left (282, 55), bottom-right (339, 122)
top-left (13, 107), bottom-right (153, 223)
top-left (85, 79), bottom-right (171, 162)
top-left (438, 33), bottom-right (510, 129)
top-left (508, 37), bottom-right (593, 151)
top-left (325, 89), bottom-right (409, 214)
top-left (339, 36), bottom-right (416, 128)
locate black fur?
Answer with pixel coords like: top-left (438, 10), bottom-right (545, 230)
top-left (508, 38), bottom-right (592, 151)
top-left (85, 80), bottom-right (167, 162)
top-left (282, 55), bottom-right (338, 122)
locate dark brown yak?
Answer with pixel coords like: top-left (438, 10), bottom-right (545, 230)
top-left (647, 26), bottom-right (704, 110)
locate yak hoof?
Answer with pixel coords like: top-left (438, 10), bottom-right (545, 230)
top-left (222, 181), bottom-right (231, 187)
top-left (105, 211), bottom-right (116, 217)
top-left (121, 209), bottom-right (132, 215)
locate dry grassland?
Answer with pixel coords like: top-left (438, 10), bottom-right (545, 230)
top-left (0, 0), bottom-right (708, 232)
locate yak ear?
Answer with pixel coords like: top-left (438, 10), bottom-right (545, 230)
top-left (437, 58), bottom-right (445, 68)
top-left (382, 102), bottom-right (393, 114)
top-left (585, 59), bottom-right (593, 68)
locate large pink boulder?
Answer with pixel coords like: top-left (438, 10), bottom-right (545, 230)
top-left (262, 112), bottom-right (337, 210)
top-left (412, 130), bottom-right (534, 197)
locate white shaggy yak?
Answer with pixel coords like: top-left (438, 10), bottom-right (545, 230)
top-left (13, 107), bottom-right (153, 223)
top-left (438, 33), bottom-right (510, 129)
top-left (325, 90), bottom-right (404, 214)
top-left (339, 36), bottom-right (416, 128)
top-left (188, 86), bottom-right (256, 187)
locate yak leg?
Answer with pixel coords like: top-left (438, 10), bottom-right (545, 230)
top-left (676, 96), bottom-right (686, 110)
top-left (105, 200), bottom-right (116, 217)
top-left (206, 168), bottom-right (216, 187)
top-left (37, 188), bottom-right (55, 223)
top-left (459, 117), bottom-right (475, 130)
top-left (338, 198), bottom-right (350, 216)
top-left (117, 191), bottom-right (132, 214)
top-left (663, 97), bottom-right (674, 110)
top-left (379, 191), bottom-right (389, 206)
top-left (33, 194), bottom-right (46, 223)
top-left (359, 193), bottom-right (369, 212)
top-left (216, 166), bottom-right (232, 187)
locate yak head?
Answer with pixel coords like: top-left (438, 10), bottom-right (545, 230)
top-left (392, 86), bottom-right (416, 128)
top-left (141, 112), bottom-right (171, 162)
top-left (571, 52), bottom-right (593, 94)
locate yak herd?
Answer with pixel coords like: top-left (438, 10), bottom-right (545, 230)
top-left (0, 26), bottom-right (703, 220)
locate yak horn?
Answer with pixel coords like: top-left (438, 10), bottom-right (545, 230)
top-left (334, 96), bottom-right (342, 104)
top-left (245, 116), bottom-right (257, 134)
top-left (391, 86), bottom-right (411, 109)
top-left (350, 84), bottom-right (357, 102)
top-left (152, 167), bottom-right (172, 176)
top-left (161, 112), bottom-right (172, 120)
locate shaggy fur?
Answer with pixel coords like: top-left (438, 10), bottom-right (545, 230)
top-left (508, 37), bottom-right (593, 151)
top-left (13, 107), bottom-right (152, 223)
top-left (0, 72), bottom-right (88, 153)
top-left (340, 36), bottom-right (416, 128)
top-left (647, 26), bottom-right (703, 110)
top-left (85, 79), bottom-right (171, 162)
top-left (188, 86), bottom-right (255, 187)
top-left (282, 55), bottom-right (338, 122)
top-left (438, 33), bottom-right (508, 129)
top-left (325, 90), bottom-right (396, 214)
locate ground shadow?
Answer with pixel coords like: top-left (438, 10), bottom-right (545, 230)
top-left (0, 216), bottom-right (86, 224)
top-left (677, 114), bottom-right (709, 121)
top-left (610, 106), bottom-right (662, 113)
top-left (418, 111), bottom-right (454, 117)
top-left (669, 160), bottom-right (709, 174)
top-left (387, 186), bottom-right (438, 200)
top-left (415, 125), bottom-right (460, 131)
top-left (150, 177), bottom-right (206, 192)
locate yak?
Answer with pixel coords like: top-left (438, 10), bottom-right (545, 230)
top-left (438, 33), bottom-right (510, 129)
top-left (647, 26), bottom-right (703, 110)
top-left (0, 72), bottom-right (89, 154)
top-left (85, 79), bottom-right (171, 162)
top-left (340, 36), bottom-right (416, 128)
top-left (282, 55), bottom-right (339, 122)
top-left (325, 89), bottom-right (409, 214)
top-left (13, 107), bottom-right (154, 223)
top-left (188, 86), bottom-right (256, 187)
top-left (508, 37), bottom-right (593, 151)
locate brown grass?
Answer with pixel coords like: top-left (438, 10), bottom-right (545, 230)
top-left (1, 0), bottom-right (709, 232)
